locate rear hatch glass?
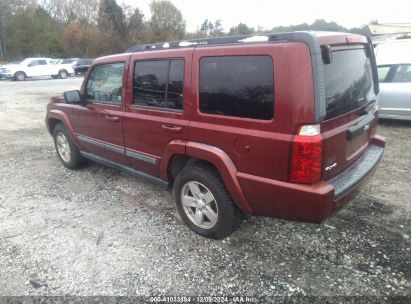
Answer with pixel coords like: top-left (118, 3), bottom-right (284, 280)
top-left (321, 45), bottom-right (378, 181)
top-left (324, 47), bottom-right (376, 120)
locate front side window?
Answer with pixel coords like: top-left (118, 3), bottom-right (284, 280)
top-left (199, 56), bottom-right (274, 120)
top-left (85, 62), bottom-right (124, 104)
top-left (391, 65), bottom-right (411, 83)
top-left (378, 66), bottom-right (391, 83)
top-left (133, 59), bottom-right (184, 110)
top-left (28, 60), bottom-right (39, 67)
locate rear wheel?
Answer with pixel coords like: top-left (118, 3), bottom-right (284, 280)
top-left (58, 70), bottom-right (68, 79)
top-left (173, 165), bottom-right (243, 239)
top-left (53, 124), bottom-right (86, 169)
top-left (14, 71), bottom-right (26, 81)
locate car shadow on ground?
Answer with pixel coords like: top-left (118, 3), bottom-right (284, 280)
top-left (379, 119), bottom-right (411, 127)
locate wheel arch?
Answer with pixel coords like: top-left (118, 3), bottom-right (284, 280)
top-left (161, 141), bottom-right (254, 214)
top-left (14, 71), bottom-right (27, 79)
top-left (47, 110), bottom-right (79, 146)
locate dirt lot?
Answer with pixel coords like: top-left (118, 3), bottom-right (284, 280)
top-left (0, 78), bottom-right (409, 301)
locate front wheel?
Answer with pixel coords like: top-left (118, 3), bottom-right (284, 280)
top-left (53, 124), bottom-right (86, 169)
top-left (173, 165), bottom-right (243, 239)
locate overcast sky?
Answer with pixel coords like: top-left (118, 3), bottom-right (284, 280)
top-left (122, 0), bottom-right (411, 32)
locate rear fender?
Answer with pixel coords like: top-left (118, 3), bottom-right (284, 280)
top-left (186, 142), bottom-right (254, 214)
top-left (161, 141), bottom-right (254, 214)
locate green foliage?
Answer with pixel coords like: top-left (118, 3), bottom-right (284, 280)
top-left (229, 23), bottom-right (254, 36)
top-left (200, 19), bottom-right (224, 37)
top-left (270, 19), bottom-right (370, 36)
top-left (0, 0), bottom-right (372, 61)
top-left (149, 0), bottom-right (186, 41)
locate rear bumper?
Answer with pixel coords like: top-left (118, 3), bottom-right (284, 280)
top-left (237, 136), bottom-right (385, 223)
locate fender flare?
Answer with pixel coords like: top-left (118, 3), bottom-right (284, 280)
top-left (47, 110), bottom-right (79, 146)
top-left (161, 140), bottom-right (254, 214)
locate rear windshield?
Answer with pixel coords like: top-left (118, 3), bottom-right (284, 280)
top-left (324, 47), bottom-right (376, 120)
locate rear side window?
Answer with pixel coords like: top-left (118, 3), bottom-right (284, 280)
top-left (133, 59), bottom-right (184, 110)
top-left (391, 65), bottom-right (411, 83)
top-left (199, 56), bottom-right (274, 120)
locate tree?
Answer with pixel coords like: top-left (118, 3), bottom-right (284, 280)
top-left (229, 23), bottom-right (254, 36)
top-left (149, 0), bottom-right (186, 42)
top-left (41, 0), bottom-right (99, 24)
top-left (97, 0), bottom-right (127, 54)
top-left (200, 19), bottom-right (223, 37)
top-left (98, 0), bottom-right (126, 39)
top-left (123, 5), bottom-right (146, 44)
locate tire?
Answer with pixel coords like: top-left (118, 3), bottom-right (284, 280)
top-left (173, 165), bottom-right (243, 239)
top-left (52, 123), bottom-right (87, 169)
top-left (58, 70), bottom-right (68, 79)
top-left (14, 71), bottom-right (26, 81)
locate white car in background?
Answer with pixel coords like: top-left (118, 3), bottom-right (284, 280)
top-left (375, 39), bottom-right (411, 121)
top-left (2, 57), bottom-right (72, 81)
top-left (378, 63), bottom-right (411, 121)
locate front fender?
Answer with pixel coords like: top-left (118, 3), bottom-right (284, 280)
top-left (47, 109), bottom-right (79, 146)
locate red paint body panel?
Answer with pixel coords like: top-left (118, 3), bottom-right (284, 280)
top-left (123, 49), bottom-right (193, 177)
top-left (189, 43), bottom-right (314, 181)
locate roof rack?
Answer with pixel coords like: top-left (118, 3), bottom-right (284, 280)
top-left (125, 32), bottom-right (309, 53)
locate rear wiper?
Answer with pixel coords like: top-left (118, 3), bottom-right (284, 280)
top-left (359, 99), bottom-right (376, 116)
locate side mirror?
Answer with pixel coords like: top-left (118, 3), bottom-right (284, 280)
top-left (63, 90), bottom-right (83, 104)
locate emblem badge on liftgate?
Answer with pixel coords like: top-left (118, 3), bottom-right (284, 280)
top-left (325, 162), bottom-right (337, 171)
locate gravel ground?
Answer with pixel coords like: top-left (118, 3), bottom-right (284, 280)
top-left (0, 78), bottom-right (409, 301)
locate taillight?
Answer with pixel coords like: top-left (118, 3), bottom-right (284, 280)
top-left (289, 125), bottom-right (323, 184)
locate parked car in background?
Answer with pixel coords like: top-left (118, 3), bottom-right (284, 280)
top-left (52, 58), bottom-right (79, 78)
top-left (378, 63), bottom-right (411, 120)
top-left (46, 32), bottom-right (385, 239)
top-left (2, 58), bottom-right (72, 80)
top-left (73, 59), bottom-right (93, 75)
top-left (375, 39), bottom-right (411, 121)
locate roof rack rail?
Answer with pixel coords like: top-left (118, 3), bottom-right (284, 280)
top-left (124, 32), bottom-right (308, 53)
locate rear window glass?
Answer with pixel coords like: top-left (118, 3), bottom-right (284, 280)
top-left (324, 48), bottom-right (376, 120)
top-left (199, 56), bottom-right (274, 120)
top-left (133, 59), bottom-right (184, 110)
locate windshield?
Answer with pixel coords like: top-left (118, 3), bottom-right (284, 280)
top-left (324, 47), bottom-right (376, 120)
top-left (61, 59), bottom-right (76, 64)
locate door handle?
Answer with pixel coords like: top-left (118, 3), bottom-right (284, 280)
top-left (161, 124), bottom-right (182, 133)
top-left (105, 115), bottom-right (120, 122)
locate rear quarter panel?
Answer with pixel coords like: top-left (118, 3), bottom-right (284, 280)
top-left (189, 42), bottom-right (315, 181)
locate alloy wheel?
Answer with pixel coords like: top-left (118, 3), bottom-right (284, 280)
top-left (181, 181), bottom-right (219, 229)
top-left (56, 132), bottom-right (71, 163)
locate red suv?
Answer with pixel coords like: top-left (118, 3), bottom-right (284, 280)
top-left (46, 32), bottom-right (385, 239)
